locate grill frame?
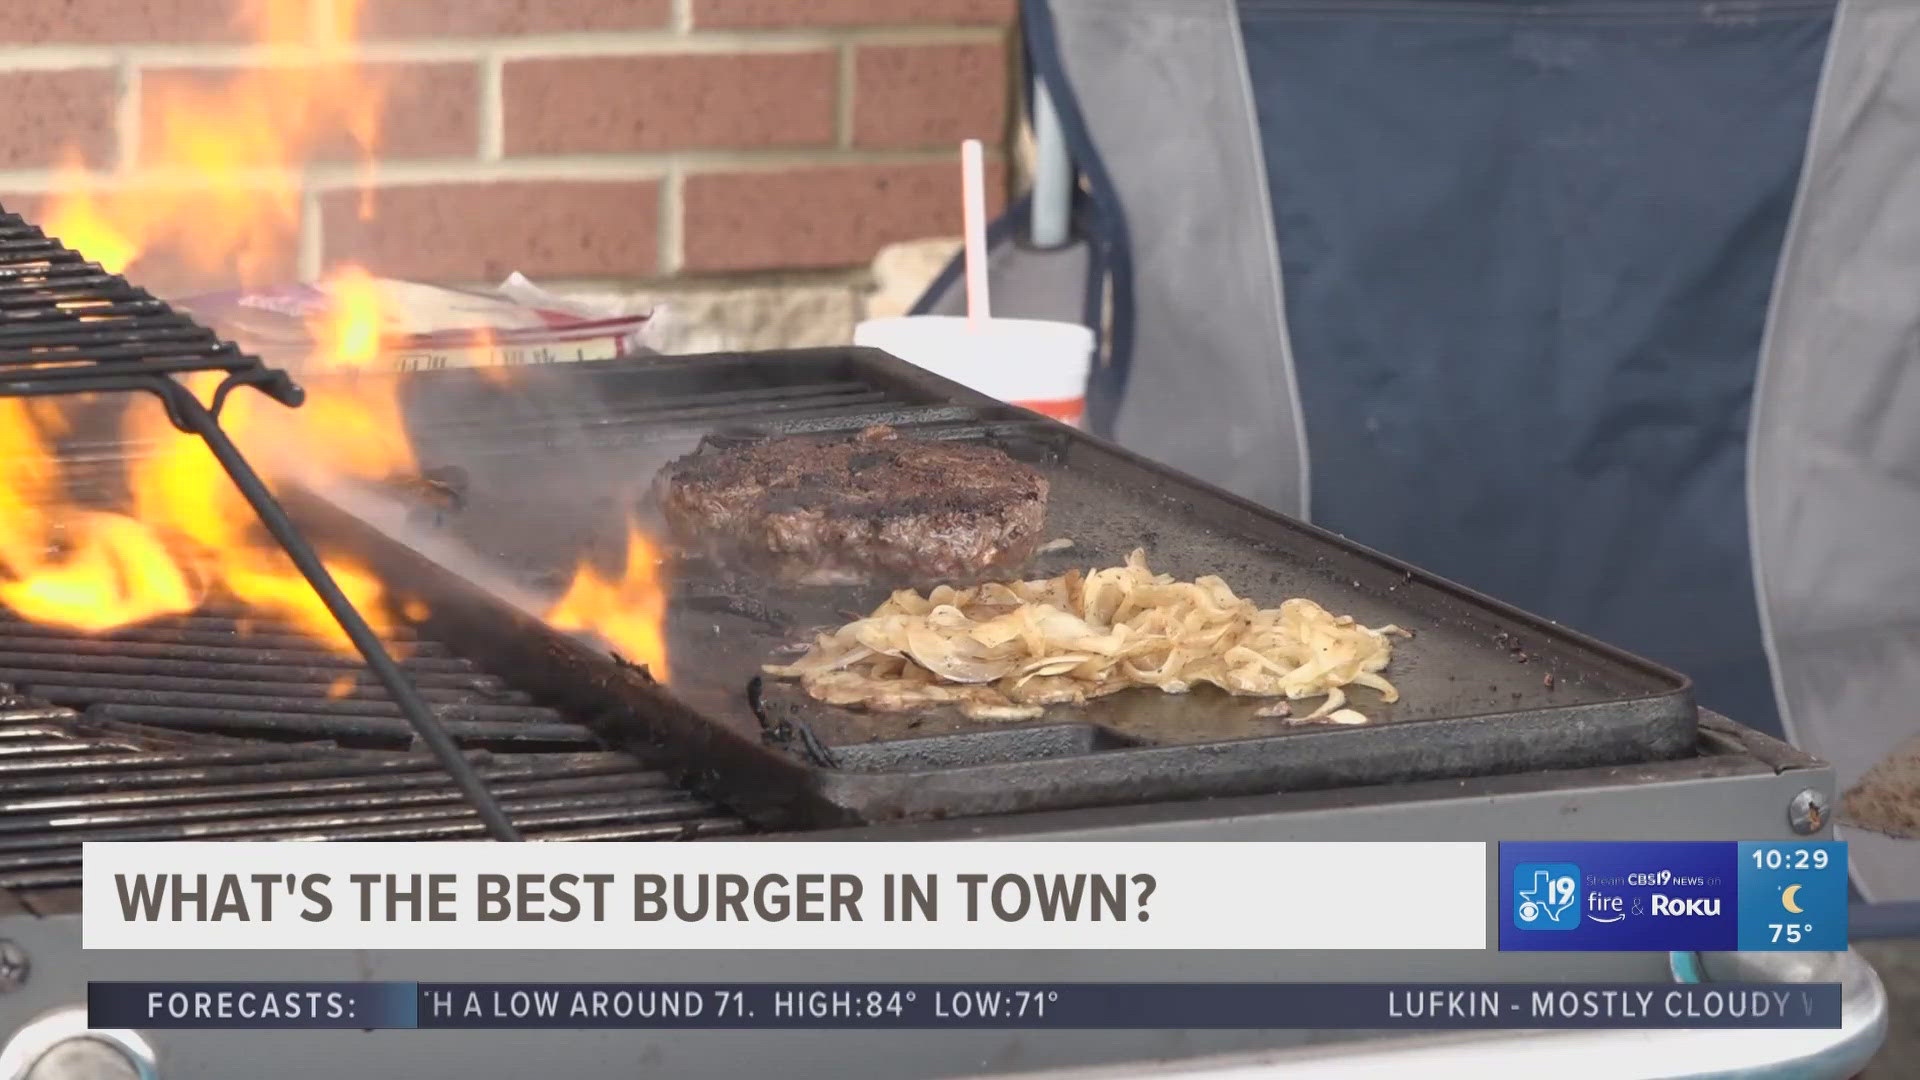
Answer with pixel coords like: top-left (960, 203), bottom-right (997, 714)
top-left (2, 326), bottom-right (1699, 863)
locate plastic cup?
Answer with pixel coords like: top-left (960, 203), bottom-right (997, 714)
top-left (854, 315), bottom-right (1095, 427)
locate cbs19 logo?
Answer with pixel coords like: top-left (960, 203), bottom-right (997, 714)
top-left (1513, 863), bottom-right (1581, 930)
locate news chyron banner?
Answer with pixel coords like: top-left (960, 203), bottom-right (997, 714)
top-left (77, 840), bottom-right (1847, 1032)
top-left (84, 842), bottom-right (1483, 951)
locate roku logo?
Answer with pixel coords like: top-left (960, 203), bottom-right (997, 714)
top-left (1650, 895), bottom-right (1720, 917)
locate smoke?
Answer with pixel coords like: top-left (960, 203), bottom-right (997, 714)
top-left (300, 362), bottom-right (700, 603)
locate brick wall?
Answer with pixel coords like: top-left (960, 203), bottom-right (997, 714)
top-left (0, 0), bottom-right (1016, 288)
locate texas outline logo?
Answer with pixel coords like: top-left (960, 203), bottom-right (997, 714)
top-left (1513, 863), bottom-right (1581, 930)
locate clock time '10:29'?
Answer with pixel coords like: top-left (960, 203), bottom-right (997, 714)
top-left (1749, 848), bottom-right (1829, 871)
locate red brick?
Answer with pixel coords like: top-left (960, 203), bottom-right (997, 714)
top-left (358, 0), bottom-right (672, 37)
top-left (683, 161), bottom-right (1005, 273)
top-left (0, 0), bottom-right (675, 43)
top-left (505, 53), bottom-right (835, 155)
top-left (321, 180), bottom-right (660, 281)
top-left (853, 42), bottom-right (1007, 149)
top-left (0, 194), bottom-right (46, 221)
top-left (0, 1), bottom-right (249, 43)
top-left (140, 62), bottom-right (479, 163)
top-left (0, 69), bottom-right (119, 170)
top-left (697, 0), bottom-right (1014, 28)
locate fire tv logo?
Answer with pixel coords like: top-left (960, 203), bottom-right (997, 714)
top-left (1512, 863), bottom-right (1581, 930)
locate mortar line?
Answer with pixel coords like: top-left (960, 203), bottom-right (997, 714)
top-left (0, 147), bottom-right (999, 192)
top-left (836, 42), bottom-right (856, 150)
top-left (114, 50), bottom-right (141, 171)
top-left (660, 166), bottom-right (685, 276)
top-left (478, 52), bottom-right (505, 162)
top-left (0, 27), bottom-right (1006, 68)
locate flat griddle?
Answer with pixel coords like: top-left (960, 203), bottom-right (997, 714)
top-left (287, 348), bottom-right (1696, 829)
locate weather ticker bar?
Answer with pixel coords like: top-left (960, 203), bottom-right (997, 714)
top-left (88, 982), bottom-right (1841, 1031)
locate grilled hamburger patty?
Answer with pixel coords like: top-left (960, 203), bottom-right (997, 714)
top-left (658, 425), bottom-right (1049, 585)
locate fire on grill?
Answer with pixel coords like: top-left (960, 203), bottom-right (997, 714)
top-left (0, 0), bottom-right (670, 682)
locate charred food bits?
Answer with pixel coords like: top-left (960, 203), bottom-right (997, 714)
top-left (657, 425), bottom-right (1049, 585)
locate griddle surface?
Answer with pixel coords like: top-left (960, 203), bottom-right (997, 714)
top-left (301, 350), bottom-right (1695, 826)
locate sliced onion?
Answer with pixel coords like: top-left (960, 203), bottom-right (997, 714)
top-left (904, 623), bottom-right (1016, 683)
top-left (763, 548), bottom-right (1406, 723)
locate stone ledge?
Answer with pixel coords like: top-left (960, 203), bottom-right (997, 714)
top-left (554, 233), bottom-right (961, 353)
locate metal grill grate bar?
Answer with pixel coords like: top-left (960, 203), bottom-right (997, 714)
top-left (0, 746), bottom-right (324, 780)
top-left (0, 636), bottom-right (483, 674)
top-left (0, 223), bottom-right (251, 385)
top-left (0, 809), bottom-right (740, 889)
top-left (0, 705), bottom-right (742, 899)
top-left (57, 689), bottom-right (561, 722)
top-left (0, 756), bottom-right (667, 821)
top-left (0, 662), bottom-right (529, 698)
top-left (90, 706), bottom-right (596, 745)
top-left (0, 784), bottom-right (701, 855)
top-left (0, 611), bottom-right (596, 751)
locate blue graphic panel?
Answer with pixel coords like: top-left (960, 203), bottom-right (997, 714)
top-left (1499, 843), bottom-right (1739, 952)
top-left (1736, 843), bottom-right (1848, 951)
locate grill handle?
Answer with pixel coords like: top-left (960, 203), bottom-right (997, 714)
top-left (170, 384), bottom-right (523, 842)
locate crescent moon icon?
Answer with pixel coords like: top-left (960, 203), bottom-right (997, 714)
top-left (1782, 884), bottom-right (1804, 914)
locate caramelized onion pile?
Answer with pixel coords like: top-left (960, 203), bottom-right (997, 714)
top-left (763, 549), bottom-right (1410, 723)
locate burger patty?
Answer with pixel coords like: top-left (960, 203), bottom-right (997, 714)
top-left (657, 425), bottom-right (1050, 585)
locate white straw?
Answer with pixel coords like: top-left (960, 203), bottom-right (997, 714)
top-left (961, 139), bottom-right (991, 328)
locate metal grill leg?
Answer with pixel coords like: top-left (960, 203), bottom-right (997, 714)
top-left (169, 388), bottom-right (523, 842)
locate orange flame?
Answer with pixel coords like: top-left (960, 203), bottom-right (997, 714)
top-left (4, 0), bottom-right (411, 652)
top-left (547, 523), bottom-right (671, 680)
top-left (3, 0), bottom-right (672, 676)
top-left (0, 400), bottom-right (201, 630)
top-left (117, 367), bottom-right (401, 653)
top-left (45, 0), bottom-right (384, 288)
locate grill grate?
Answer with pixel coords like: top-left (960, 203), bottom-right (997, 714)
top-left (0, 608), bottom-right (599, 750)
top-left (0, 210), bottom-right (290, 403)
top-left (0, 691), bottom-right (746, 912)
top-left (0, 201), bottom-right (524, 839)
top-left (0, 571), bottom-right (754, 913)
